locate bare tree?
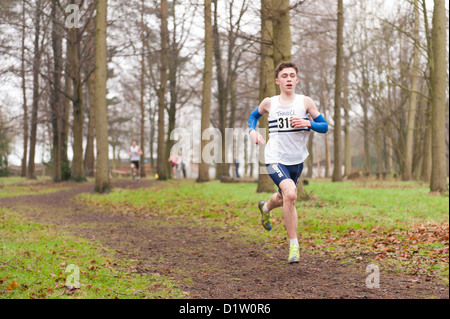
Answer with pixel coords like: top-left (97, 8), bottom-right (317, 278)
top-left (94, 0), bottom-right (111, 193)
top-left (156, 0), bottom-right (169, 180)
top-left (429, 0), bottom-right (448, 193)
top-left (332, 0), bottom-right (343, 182)
top-left (50, 0), bottom-right (63, 182)
top-left (403, 0), bottom-right (420, 181)
top-left (27, 0), bottom-right (42, 180)
top-left (197, 0), bottom-right (214, 183)
top-left (256, 0), bottom-right (275, 193)
top-left (20, 0), bottom-right (28, 177)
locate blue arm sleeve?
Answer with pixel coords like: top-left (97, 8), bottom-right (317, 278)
top-left (248, 107), bottom-right (263, 132)
top-left (310, 114), bottom-right (328, 133)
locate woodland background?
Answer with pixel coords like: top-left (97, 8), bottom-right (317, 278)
top-left (0, 0), bottom-right (448, 194)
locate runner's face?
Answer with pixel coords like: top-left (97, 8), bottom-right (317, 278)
top-left (275, 68), bottom-right (299, 93)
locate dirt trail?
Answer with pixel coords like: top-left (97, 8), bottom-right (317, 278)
top-left (2, 180), bottom-right (448, 299)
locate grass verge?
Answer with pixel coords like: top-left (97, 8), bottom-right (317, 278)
top-left (0, 207), bottom-right (184, 299)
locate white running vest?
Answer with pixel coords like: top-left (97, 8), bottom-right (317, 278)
top-left (264, 94), bottom-right (310, 165)
top-left (130, 145), bottom-right (140, 161)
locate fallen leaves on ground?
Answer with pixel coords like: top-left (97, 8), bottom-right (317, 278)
top-left (303, 222), bottom-right (449, 281)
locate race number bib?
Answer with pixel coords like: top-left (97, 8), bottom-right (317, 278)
top-left (277, 117), bottom-right (309, 131)
top-left (277, 117), bottom-right (294, 131)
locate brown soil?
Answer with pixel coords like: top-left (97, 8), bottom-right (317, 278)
top-left (1, 180), bottom-right (448, 299)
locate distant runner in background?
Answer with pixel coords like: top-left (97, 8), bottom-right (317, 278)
top-left (168, 154), bottom-right (178, 178)
top-left (129, 140), bottom-right (143, 181)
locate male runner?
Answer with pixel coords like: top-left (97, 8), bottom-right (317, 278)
top-left (129, 140), bottom-right (143, 181)
top-left (248, 62), bottom-right (328, 263)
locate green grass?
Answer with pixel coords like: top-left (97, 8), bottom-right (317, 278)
top-left (305, 180), bottom-right (447, 226)
top-left (0, 207), bottom-right (184, 299)
top-left (0, 176), bottom-right (65, 199)
top-left (0, 185), bottom-right (68, 199)
top-left (78, 179), bottom-right (449, 282)
top-left (0, 176), bottom-right (51, 186)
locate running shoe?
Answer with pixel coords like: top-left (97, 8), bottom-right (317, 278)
top-left (288, 245), bottom-right (300, 263)
top-left (258, 201), bottom-right (272, 231)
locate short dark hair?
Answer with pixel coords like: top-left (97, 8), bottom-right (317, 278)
top-left (275, 62), bottom-right (299, 78)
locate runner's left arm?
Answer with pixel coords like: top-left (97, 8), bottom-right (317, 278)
top-left (290, 96), bottom-right (328, 134)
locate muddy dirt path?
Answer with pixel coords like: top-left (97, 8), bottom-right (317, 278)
top-left (2, 180), bottom-right (448, 299)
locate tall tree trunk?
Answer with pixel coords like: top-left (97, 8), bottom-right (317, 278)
top-left (403, 0), bottom-right (420, 181)
top-left (94, 0), bottom-right (111, 193)
top-left (140, 0), bottom-right (146, 178)
top-left (272, 0), bottom-right (291, 65)
top-left (197, 0), bottom-right (213, 183)
top-left (429, 0), bottom-right (448, 193)
top-left (421, 0), bottom-right (433, 183)
top-left (332, 0), bottom-right (343, 182)
top-left (385, 44), bottom-right (394, 176)
top-left (149, 100), bottom-right (156, 174)
top-left (422, 100), bottom-right (432, 182)
top-left (375, 125), bottom-right (384, 179)
top-left (343, 58), bottom-right (351, 177)
top-left (321, 76), bottom-right (331, 178)
top-left (20, 0), bottom-right (28, 177)
top-left (212, 0), bottom-right (228, 179)
top-left (157, 0), bottom-right (169, 180)
top-left (27, 0), bottom-right (42, 180)
top-left (361, 71), bottom-right (371, 175)
top-left (256, 0), bottom-right (275, 193)
top-left (165, 10), bottom-right (179, 179)
top-left (84, 14), bottom-right (96, 177)
top-left (84, 73), bottom-right (95, 177)
top-left (61, 41), bottom-right (72, 181)
top-left (50, 0), bottom-right (62, 183)
top-left (69, 24), bottom-right (85, 182)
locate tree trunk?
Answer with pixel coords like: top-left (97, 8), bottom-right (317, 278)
top-left (403, 0), bottom-right (420, 181)
top-left (212, 0), bottom-right (228, 179)
top-left (140, 1), bottom-right (146, 178)
top-left (149, 100), bottom-right (156, 174)
top-left (420, 0), bottom-right (433, 183)
top-left (332, 0), bottom-right (343, 182)
top-left (69, 24), bottom-right (85, 182)
top-left (50, 0), bottom-right (62, 183)
top-left (422, 101), bottom-right (432, 182)
top-left (61, 41), bottom-right (71, 181)
top-left (94, 0), bottom-right (111, 193)
top-left (343, 58), bottom-right (351, 177)
top-left (84, 13), bottom-right (96, 178)
top-left (157, 0), bottom-right (169, 181)
top-left (429, 0), bottom-right (448, 193)
top-left (272, 0), bottom-right (291, 65)
top-left (375, 125), bottom-right (384, 179)
top-left (197, 0), bottom-right (213, 183)
top-left (321, 76), bottom-right (331, 178)
top-left (20, 0), bottom-right (28, 177)
top-left (27, 0), bottom-right (42, 180)
top-left (166, 36), bottom-right (178, 179)
top-left (361, 72), bottom-right (371, 175)
top-left (84, 73), bottom-right (95, 177)
top-left (256, 0), bottom-right (275, 193)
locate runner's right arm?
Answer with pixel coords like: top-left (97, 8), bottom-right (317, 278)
top-left (248, 98), bottom-right (271, 145)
